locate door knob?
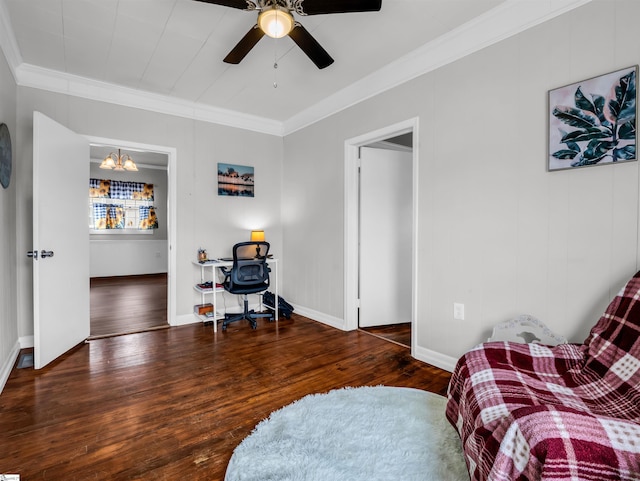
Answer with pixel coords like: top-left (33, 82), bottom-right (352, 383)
top-left (27, 250), bottom-right (38, 259)
top-left (40, 250), bottom-right (54, 258)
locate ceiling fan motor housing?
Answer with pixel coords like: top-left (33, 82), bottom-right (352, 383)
top-left (196, 0), bottom-right (382, 68)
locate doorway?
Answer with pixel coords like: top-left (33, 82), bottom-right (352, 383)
top-left (32, 113), bottom-right (177, 369)
top-left (87, 142), bottom-right (172, 338)
top-left (358, 136), bottom-right (413, 347)
top-left (344, 119), bottom-right (418, 353)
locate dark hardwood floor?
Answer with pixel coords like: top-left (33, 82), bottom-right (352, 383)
top-left (359, 322), bottom-right (411, 348)
top-left (90, 273), bottom-right (168, 338)
top-left (1, 314), bottom-right (451, 480)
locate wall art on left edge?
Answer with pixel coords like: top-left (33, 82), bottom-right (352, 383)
top-left (0, 123), bottom-right (12, 189)
top-left (548, 65), bottom-right (637, 172)
top-left (218, 163), bottom-right (254, 197)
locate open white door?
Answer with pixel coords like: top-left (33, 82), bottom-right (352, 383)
top-left (31, 112), bottom-right (90, 369)
top-left (359, 146), bottom-right (412, 328)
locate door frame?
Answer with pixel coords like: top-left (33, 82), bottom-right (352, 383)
top-left (86, 135), bottom-right (178, 327)
top-left (344, 118), bottom-right (419, 353)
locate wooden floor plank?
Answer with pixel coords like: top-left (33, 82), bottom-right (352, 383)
top-left (0, 315), bottom-right (451, 480)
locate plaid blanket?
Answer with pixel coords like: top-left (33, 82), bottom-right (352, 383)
top-left (446, 271), bottom-right (640, 481)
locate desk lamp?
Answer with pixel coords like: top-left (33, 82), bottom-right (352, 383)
top-left (251, 230), bottom-right (265, 258)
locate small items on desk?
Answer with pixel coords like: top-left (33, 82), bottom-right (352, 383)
top-left (199, 259), bottom-right (221, 264)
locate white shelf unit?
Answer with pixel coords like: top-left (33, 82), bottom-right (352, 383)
top-left (193, 261), bottom-right (225, 331)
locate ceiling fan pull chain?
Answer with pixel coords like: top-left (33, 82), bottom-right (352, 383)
top-left (273, 61), bottom-right (278, 88)
top-left (273, 39), bottom-right (279, 88)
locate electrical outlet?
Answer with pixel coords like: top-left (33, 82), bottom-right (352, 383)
top-left (453, 303), bottom-right (465, 320)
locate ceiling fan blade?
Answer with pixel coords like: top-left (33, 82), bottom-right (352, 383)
top-left (223, 26), bottom-right (265, 64)
top-left (288, 24), bottom-right (334, 69)
top-left (297, 0), bottom-right (381, 15)
top-left (193, 0), bottom-right (255, 10)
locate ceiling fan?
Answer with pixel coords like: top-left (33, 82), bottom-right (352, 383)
top-left (194, 0), bottom-right (382, 69)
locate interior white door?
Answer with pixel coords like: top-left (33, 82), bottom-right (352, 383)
top-left (32, 111), bottom-right (90, 369)
top-left (359, 146), bottom-right (412, 328)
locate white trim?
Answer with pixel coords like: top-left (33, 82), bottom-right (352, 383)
top-left (85, 135), bottom-right (178, 328)
top-left (0, 0), bottom-right (591, 135)
top-left (178, 302), bottom-right (345, 330)
top-left (0, 340), bottom-right (20, 395)
top-left (291, 304), bottom-right (346, 331)
top-left (175, 313), bottom-right (202, 327)
top-left (413, 345), bottom-right (457, 373)
top-left (344, 118), bottom-right (419, 355)
top-left (15, 63), bottom-right (283, 137)
top-left (20, 335), bottom-right (34, 348)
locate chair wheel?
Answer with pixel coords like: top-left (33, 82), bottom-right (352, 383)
top-left (222, 325), bottom-right (227, 331)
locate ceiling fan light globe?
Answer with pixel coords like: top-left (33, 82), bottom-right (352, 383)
top-left (258, 7), bottom-right (293, 39)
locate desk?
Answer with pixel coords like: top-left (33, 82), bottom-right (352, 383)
top-left (193, 258), bottom-right (278, 332)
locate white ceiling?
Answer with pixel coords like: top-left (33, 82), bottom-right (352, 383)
top-left (1, 0), bottom-right (591, 135)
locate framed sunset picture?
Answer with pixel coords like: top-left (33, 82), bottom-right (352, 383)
top-left (217, 163), bottom-right (255, 197)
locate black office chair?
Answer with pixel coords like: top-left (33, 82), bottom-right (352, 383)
top-left (220, 241), bottom-right (274, 330)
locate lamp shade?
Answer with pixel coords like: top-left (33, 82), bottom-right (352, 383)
top-left (100, 156), bottom-right (116, 169)
top-left (250, 230), bottom-right (265, 242)
top-left (258, 7), bottom-right (294, 39)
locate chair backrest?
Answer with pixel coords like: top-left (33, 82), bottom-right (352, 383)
top-left (225, 241), bottom-right (271, 295)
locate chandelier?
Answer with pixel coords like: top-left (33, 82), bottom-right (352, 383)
top-left (100, 149), bottom-right (138, 172)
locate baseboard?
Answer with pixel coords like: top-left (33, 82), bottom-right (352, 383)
top-left (290, 304), bottom-right (346, 330)
top-left (20, 335), bottom-right (34, 349)
top-left (0, 340), bottom-right (20, 395)
top-left (173, 313), bottom-right (201, 327)
top-left (413, 345), bottom-right (457, 373)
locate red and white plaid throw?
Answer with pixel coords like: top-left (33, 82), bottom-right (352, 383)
top-left (446, 272), bottom-right (640, 481)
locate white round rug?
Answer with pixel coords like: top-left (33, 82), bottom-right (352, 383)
top-left (224, 385), bottom-right (469, 481)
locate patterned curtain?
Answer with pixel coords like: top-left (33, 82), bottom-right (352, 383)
top-left (138, 206), bottom-right (158, 230)
top-left (106, 205), bottom-right (125, 229)
top-left (90, 179), bottom-right (154, 200)
top-left (93, 203), bottom-right (108, 230)
top-left (89, 179), bottom-right (111, 198)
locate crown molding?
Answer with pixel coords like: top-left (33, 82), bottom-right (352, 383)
top-left (15, 63), bottom-right (283, 136)
top-left (281, 0), bottom-right (593, 135)
top-left (1, 0), bottom-right (592, 137)
top-left (0, 0), bottom-right (22, 81)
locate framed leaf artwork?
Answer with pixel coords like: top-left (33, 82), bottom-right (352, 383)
top-left (548, 65), bottom-right (637, 171)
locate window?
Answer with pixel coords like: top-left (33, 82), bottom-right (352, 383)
top-left (89, 178), bottom-right (158, 233)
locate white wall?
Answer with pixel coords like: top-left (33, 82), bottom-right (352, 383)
top-left (0, 41), bottom-right (18, 391)
top-left (15, 89), bottom-right (283, 340)
top-left (283, 0), bottom-right (640, 368)
top-left (90, 240), bottom-right (168, 277)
